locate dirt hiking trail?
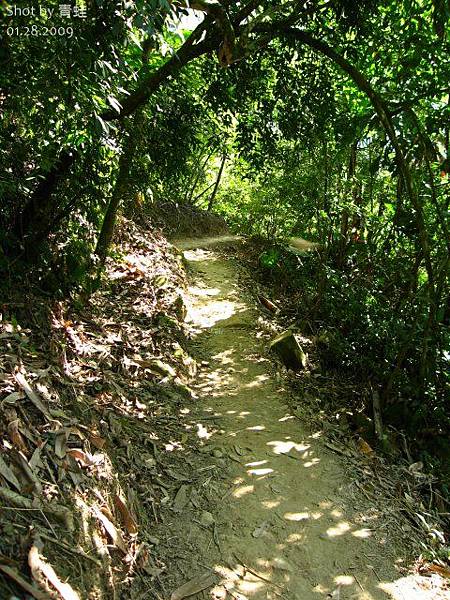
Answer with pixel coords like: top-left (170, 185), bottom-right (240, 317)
top-left (166, 237), bottom-right (431, 600)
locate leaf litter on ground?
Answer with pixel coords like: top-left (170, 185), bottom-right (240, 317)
top-left (0, 219), bottom-right (221, 599)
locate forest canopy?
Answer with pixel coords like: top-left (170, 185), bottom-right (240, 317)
top-left (0, 1), bottom-right (449, 469)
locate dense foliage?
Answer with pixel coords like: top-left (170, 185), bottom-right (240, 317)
top-left (0, 1), bottom-right (449, 470)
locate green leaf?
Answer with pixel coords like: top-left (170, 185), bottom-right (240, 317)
top-left (107, 95), bottom-right (123, 114)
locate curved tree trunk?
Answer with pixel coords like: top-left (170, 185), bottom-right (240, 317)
top-left (95, 114), bottom-right (141, 262)
top-left (95, 154), bottom-right (131, 262)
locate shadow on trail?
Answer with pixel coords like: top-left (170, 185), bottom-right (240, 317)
top-left (173, 237), bottom-right (435, 600)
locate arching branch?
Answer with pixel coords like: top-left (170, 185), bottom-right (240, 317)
top-left (102, 1), bottom-right (264, 120)
top-left (102, 19), bottom-right (215, 120)
top-left (171, 1), bottom-right (236, 65)
top-left (276, 27), bottom-right (436, 296)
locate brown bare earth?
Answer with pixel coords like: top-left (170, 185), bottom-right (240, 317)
top-left (161, 236), bottom-right (447, 600)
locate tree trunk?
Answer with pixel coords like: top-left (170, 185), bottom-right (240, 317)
top-left (322, 137), bottom-right (329, 212)
top-left (337, 141), bottom-right (357, 266)
top-left (11, 150), bottom-right (77, 253)
top-left (95, 113), bottom-right (143, 261)
top-left (95, 154), bottom-right (131, 262)
top-left (207, 152), bottom-right (226, 211)
top-left (186, 148), bottom-right (216, 203)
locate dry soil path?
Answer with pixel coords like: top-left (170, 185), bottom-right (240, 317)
top-left (171, 236), bottom-right (433, 600)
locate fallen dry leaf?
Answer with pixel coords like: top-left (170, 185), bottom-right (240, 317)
top-left (258, 295), bottom-right (277, 313)
top-left (358, 438), bottom-right (374, 456)
top-left (114, 494), bottom-right (138, 535)
top-left (14, 372), bottom-right (52, 420)
top-left (0, 454), bottom-right (21, 490)
top-left (424, 563), bottom-right (450, 579)
top-left (170, 571), bottom-right (217, 600)
top-left (90, 433), bottom-right (106, 450)
top-left (55, 429), bottom-right (70, 459)
top-left (5, 408), bottom-right (29, 454)
top-left (67, 448), bottom-right (104, 467)
top-left (11, 449), bottom-right (42, 494)
top-left (0, 563), bottom-right (50, 599)
top-left (93, 505), bottom-right (127, 553)
top-left (29, 445), bottom-right (45, 470)
top-left (29, 540), bottom-right (81, 600)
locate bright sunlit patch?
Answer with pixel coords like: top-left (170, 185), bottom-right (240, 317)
top-left (331, 509), bottom-right (343, 518)
top-left (188, 285), bottom-right (220, 297)
top-left (286, 533), bottom-right (303, 542)
top-left (380, 574), bottom-right (445, 600)
top-left (334, 575), bottom-right (354, 586)
top-left (261, 499), bottom-right (280, 509)
top-left (197, 423), bottom-right (212, 439)
top-left (186, 299), bottom-right (239, 328)
top-left (244, 374), bottom-right (269, 388)
top-left (352, 528), bottom-right (372, 538)
top-left (233, 484), bottom-right (254, 498)
top-left (245, 460), bottom-right (267, 467)
top-left (278, 415), bottom-right (295, 422)
top-left (213, 563), bottom-right (244, 581)
top-left (246, 425), bottom-right (266, 431)
top-left (239, 579), bottom-right (264, 594)
top-left (247, 467), bottom-right (274, 476)
top-left (212, 349), bottom-right (235, 364)
top-left (326, 521), bottom-right (351, 537)
top-left (183, 248), bottom-right (217, 262)
top-left (284, 511), bottom-right (310, 521)
top-left (304, 458), bottom-right (320, 467)
top-left (239, 411), bottom-right (250, 416)
top-left (267, 440), bottom-right (310, 454)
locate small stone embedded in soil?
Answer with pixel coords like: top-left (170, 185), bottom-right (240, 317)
top-left (148, 536), bottom-right (160, 545)
top-left (173, 484), bottom-right (190, 513)
top-left (200, 511), bottom-right (215, 527)
top-left (212, 449), bottom-right (224, 458)
top-left (252, 521), bottom-right (270, 538)
top-left (269, 329), bottom-right (307, 371)
top-left (270, 557), bottom-right (293, 572)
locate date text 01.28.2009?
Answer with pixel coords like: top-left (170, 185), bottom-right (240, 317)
top-left (6, 25), bottom-right (74, 38)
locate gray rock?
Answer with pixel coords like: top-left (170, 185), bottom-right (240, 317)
top-left (269, 330), bottom-right (307, 371)
top-left (200, 511), bottom-right (215, 527)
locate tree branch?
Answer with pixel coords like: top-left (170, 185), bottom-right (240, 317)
top-left (172, 1), bottom-right (236, 65)
top-left (102, 1), bottom-right (291, 120)
top-left (102, 20), bottom-right (216, 120)
top-left (274, 27), bottom-right (436, 296)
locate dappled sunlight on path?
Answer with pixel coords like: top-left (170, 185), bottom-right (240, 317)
top-left (173, 238), bottom-right (440, 600)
